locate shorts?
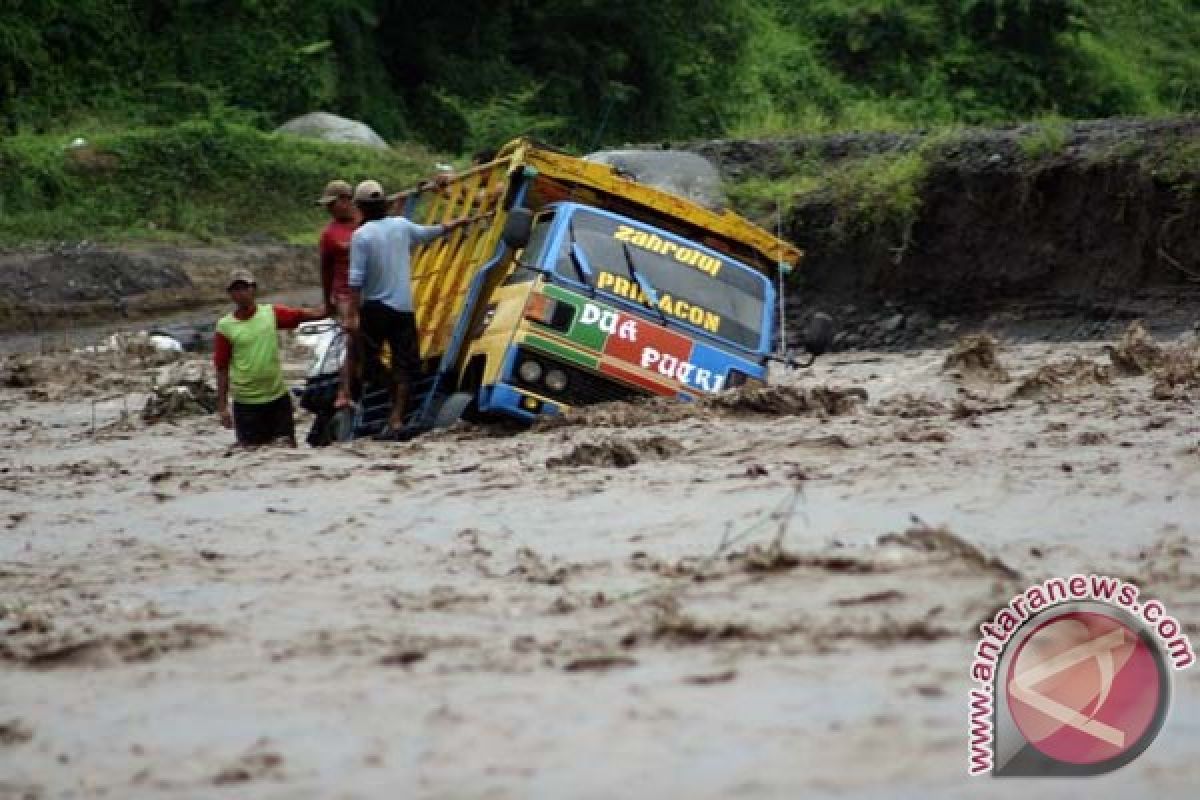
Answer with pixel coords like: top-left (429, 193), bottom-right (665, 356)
top-left (233, 393), bottom-right (296, 446)
top-left (360, 301), bottom-right (421, 383)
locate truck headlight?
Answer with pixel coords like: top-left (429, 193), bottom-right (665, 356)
top-left (518, 359), bottom-right (543, 383)
top-left (544, 369), bottom-right (568, 392)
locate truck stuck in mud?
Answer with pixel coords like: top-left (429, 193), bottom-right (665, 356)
top-left (304, 138), bottom-right (832, 441)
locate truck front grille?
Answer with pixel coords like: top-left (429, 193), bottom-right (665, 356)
top-left (512, 347), bottom-right (648, 408)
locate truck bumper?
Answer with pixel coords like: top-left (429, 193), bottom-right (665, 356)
top-left (479, 382), bottom-right (564, 422)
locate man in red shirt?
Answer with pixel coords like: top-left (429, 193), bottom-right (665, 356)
top-left (214, 268), bottom-right (328, 447)
top-left (316, 179), bottom-right (360, 408)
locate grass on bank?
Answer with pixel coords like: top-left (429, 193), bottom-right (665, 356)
top-left (0, 117), bottom-right (443, 246)
top-left (728, 145), bottom-right (934, 239)
top-left (1017, 117), bottom-right (1072, 161)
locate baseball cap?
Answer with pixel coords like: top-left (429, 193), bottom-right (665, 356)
top-left (227, 268), bottom-right (256, 289)
top-left (316, 179), bottom-right (353, 206)
top-left (353, 179), bottom-right (386, 204)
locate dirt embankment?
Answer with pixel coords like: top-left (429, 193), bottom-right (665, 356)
top-left (0, 241), bottom-right (312, 334)
top-left (695, 116), bottom-right (1200, 347)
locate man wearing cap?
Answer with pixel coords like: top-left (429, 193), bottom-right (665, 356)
top-left (316, 179), bottom-right (359, 312)
top-left (213, 269), bottom-right (329, 446)
top-left (346, 179), bottom-right (475, 437)
top-left (315, 179), bottom-right (360, 408)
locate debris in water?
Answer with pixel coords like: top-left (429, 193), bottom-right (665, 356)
top-left (534, 384), bottom-right (868, 432)
top-left (683, 669), bottom-right (737, 685)
top-left (533, 398), bottom-right (695, 431)
top-left (563, 655), bottom-right (637, 672)
top-left (1105, 320), bottom-right (1164, 375)
top-left (896, 428), bottom-right (951, 444)
top-left (546, 435), bottom-right (682, 468)
top-left (142, 381), bottom-right (217, 422)
top-left (644, 604), bottom-right (761, 645)
top-left (706, 385), bottom-right (867, 416)
top-left (1012, 356), bottom-right (1111, 400)
top-left (877, 523), bottom-right (1019, 580)
top-left (834, 590), bottom-right (906, 607)
top-left (142, 361), bottom-right (216, 422)
top-left (2, 352), bottom-right (152, 399)
top-left (942, 335), bottom-right (1010, 382)
top-left (1, 357), bottom-right (38, 388)
top-left (0, 718), bottom-right (34, 746)
top-left (510, 547), bottom-right (581, 585)
top-left (212, 745), bottom-right (286, 786)
top-left (379, 650), bottom-right (427, 667)
top-left (1150, 343), bottom-right (1200, 399)
top-left (0, 623), bottom-right (224, 669)
top-left (819, 617), bottom-right (953, 645)
top-left (872, 393), bottom-right (948, 419)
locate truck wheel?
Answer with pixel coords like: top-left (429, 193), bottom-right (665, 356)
top-left (458, 356), bottom-right (488, 422)
top-left (433, 392), bottom-right (474, 428)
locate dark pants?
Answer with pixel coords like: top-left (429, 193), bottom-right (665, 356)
top-left (233, 393), bottom-right (296, 446)
top-left (359, 302), bottom-right (421, 383)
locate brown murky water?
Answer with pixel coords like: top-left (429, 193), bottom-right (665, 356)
top-left (2, 327), bottom-right (1199, 798)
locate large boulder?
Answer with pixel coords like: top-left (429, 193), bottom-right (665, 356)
top-left (584, 148), bottom-right (727, 211)
top-left (275, 112), bottom-right (389, 150)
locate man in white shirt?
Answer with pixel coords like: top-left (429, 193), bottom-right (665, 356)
top-left (345, 179), bottom-right (474, 437)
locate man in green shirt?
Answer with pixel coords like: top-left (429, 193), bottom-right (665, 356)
top-left (213, 268), bottom-right (328, 446)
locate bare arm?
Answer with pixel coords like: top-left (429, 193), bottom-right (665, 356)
top-left (345, 289), bottom-right (362, 333)
top-left (216, 366), bottom-right (232, 429)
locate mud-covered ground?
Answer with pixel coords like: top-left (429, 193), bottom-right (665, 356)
top-left (2, 322), bottom-right (1199, 799)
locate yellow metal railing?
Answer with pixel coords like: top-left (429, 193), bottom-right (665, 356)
top-left (406, 157), bottom-right (513, 359)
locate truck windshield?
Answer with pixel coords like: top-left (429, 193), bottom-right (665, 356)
top-left (553, 209), bottom-right (767, 350)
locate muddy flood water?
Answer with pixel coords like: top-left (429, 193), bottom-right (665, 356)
top-left (2, 321), bottom-right (1199, 799)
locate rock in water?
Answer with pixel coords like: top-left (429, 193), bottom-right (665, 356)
top-left (275, 112), bottom-right (389, 150)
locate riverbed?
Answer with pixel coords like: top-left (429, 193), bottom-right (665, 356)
top-left (2, 326), bottom-right (1199, 798)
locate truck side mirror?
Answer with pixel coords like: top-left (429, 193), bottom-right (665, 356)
top-left (502, 208), bottom-right (533, 249)
top-left (803, 312), bottom-right (835, 357)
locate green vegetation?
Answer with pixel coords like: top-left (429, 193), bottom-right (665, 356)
top-left (726, 173), bottom-right (825, 221)
top-left (726, 0), bottom-right (1199, 138)
top-left (1157, 138), bottom-right (1200, 186)
top-left (0, 0), bottom-right (1195, 244)
top-left (3, 1), bottom-right (1196, 148)
top-left (1122, 133), bottom-right (1200, 197)
top-left (827, 151), bottom-right (930, 235)
top-left (1018, 117), bottom-right (1072, 161)
top-left (0, 110), bottom-right (436, 245)
top-left (729, 147), bottom-right (932, 245)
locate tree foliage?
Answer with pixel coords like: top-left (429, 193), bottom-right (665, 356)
top-left (0, 0), bottom-right (1196, 149)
